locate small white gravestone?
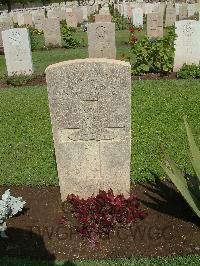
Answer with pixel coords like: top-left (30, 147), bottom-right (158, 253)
top-left (145, 3), bottom-right (154, 14)
top-left (73, 7), bottom-right (84, 24)
top-left (173, 20), bottom-right (200, 71)
top-left (187, 4), bottom-right (196, 17)
top-left (0, 21), bottom-right (11, 48)
top-left (23, 13), bottom-right (33, 26)
top-left (47, 9), bottom-right (61, 20)
top-left (43, 18), bottom-right (62, 47)
top-left (87, 22), bottom-right (116, 59)
top-left (165, 7), bottom-right (176, 27)
top-left (66, 12), bottom-right (77, 27)
top-left (175, 3), bottom-right (180, 15)
top-left (17, 13), bottom-right (25, 26)
top-left (132, 8), bottom-right (143, 28)
top-left (179, 4), bottom-right (188, 20)
top-left (2, 28), bottom-right (33, 76)
top-left (159, 3), bottom-right (166, 17)
top-left (123, 4), bottom-right (128, 17)
top-left (82, 6), bottom-right (88, 20)
top-left (147, 13), bottom-right (163, 38)
top-left (45, 58), bottom-right (131, 201)
top-left (33, 13), bottom-right (45, 31)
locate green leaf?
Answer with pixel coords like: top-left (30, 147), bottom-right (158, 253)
top-left (184, 116), bottom-right (200, 182)
top-left (161, 155), bottom-right (200, 218)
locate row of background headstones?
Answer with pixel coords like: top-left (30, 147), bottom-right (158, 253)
top-left (0, 1), bottom-right (199, 30)
top-left (0, 2), bottom-right (199, 36)
top-left (1, 2), bottom-right (200, 76)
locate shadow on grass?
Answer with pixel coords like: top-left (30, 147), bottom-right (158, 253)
top-left (140, 171), bottom-right (200, 227)
top-left (0, 227), bottom-right (76, 265)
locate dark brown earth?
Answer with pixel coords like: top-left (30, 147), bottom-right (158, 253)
top-left (0, 181), bottom-right (200, 261)
top-left (0, 75), bottom-right (46, 89)
top-left (0, 72), bottom-right (180, 89)
top-left (132, 72), bottom-right (177, 80)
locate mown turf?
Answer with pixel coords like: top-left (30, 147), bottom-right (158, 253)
top-left (131, 79), bottom-right (200, 183)
top-left (0, 86), bottom-right (57, 186)
top-left (1, 255), bottom-right (200, 266)
top-left (0, 80), bottom-right (200, 185)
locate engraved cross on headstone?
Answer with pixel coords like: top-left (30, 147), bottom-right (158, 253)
top-left (58, 93), bottom-right (125, 143)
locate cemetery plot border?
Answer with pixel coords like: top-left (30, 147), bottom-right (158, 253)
top-left (0, 181), bottom-right (199, 260)
top-left (0, 72), bottom-right (181, 89)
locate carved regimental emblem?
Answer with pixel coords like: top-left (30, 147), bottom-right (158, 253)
top-left (8, 31), bottom-right (23, 46)
top-left (183, 23), bottom-right (194, 37)
top-left (95, 25), bottom-right (107, 39)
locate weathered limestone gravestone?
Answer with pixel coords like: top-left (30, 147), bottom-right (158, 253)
top-left (159, 3), bottom-right (166, 17)
top-left (165, 7), bottom-right (176, 27)
top-left (43, 18), bottom-right (61, 47)
top-left (99, 5), bottom-right (110, 15)
top-left (95, 14), bottom-right (112, 22)
top-left (23, 13), bottom-right (33, 26)
top-left (127, 6), bottom-right (133, 18)
top-left (47, 9), bottom-right (61, 20)
top-left (33, 13), bottom-right (45, 31)
top-left (179, 4), bottom-right (188, 20)
top-left (173, 20), bottom-right (200, 71)
top-left (2, 28), bottom-right (33, 76)
top-left (175, 3), bottom-right (180, 16)
top-left (0, 16), bottom-right (13, 27)
top-left (73, 7), bottom-right (84, 24)
top-left (0, 21), bottom-right (11, 48)
top-left (17, 12), bottom-right (32, 26)
top-left (87, 22), bottom-right (116, 59)
top-left (66, 12), bottom-right (77, 27)
top-left (10, 12), bottom-right (18, 24)
top-left (17, 13), bottom-right (24, 26)
top-left (46, 58), bottom-right (131, 201)
top-left (82, 6), bottom-right (88, 20)
top-left (145, 3), bottom-right (154, 14)
top-left (187, 4), bottom-right (196, 17)
top-left (147, 13), bottom-right (163, 38)
top-left (132, 8), bottom-right (143, 28)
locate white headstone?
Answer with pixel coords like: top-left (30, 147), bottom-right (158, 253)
top-left (132, 8), bottom-right (143, 28)
top-left (45, 58), bottom-right (131, 201)
top-left (66, 12), bottom-right (77, 27)
top-left (43, 18), bottom-right (61, 47)
top-left (2, 28), bottom-right (33, 76)
top-left (174, 20), bottom-right (200, 71)
top-left (188, 4), bottom-right (196, 17)
top-left (87, 22), bottom-right (116, 59)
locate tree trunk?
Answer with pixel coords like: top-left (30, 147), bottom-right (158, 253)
top-left (7, 0), bottom-right (11, 13)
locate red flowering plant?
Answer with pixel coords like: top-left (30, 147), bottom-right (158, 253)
top-left (129, 25), bottom-right (142, 45)
top-left (63, 189), bottom-right (147, 245)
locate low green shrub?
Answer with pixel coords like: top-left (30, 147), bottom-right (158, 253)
top-left (131, 27), bottom-right (177, 75)
top-left (29, 27), bottom-right (43, 51)
top-left (61, 23), bottom-right (81, 49)
top-left (111, 8), bottom-right (130, 30)
top-left (6, 74), bottom-right (32, 86)
top-left (177, 64), bottom-right (200, 79)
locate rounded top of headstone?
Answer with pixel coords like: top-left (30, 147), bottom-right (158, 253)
top-left (45, 58), bottom-right (131, 73)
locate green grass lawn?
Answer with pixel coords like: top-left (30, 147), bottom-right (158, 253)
top-left (1, 255), bottom-right (200, 266)
top-left (0, 80), bottom-right (200, 186)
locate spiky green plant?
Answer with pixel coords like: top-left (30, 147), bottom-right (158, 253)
top-left (161, 116), bottom-right (200, 218)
